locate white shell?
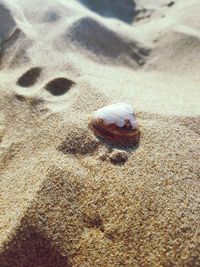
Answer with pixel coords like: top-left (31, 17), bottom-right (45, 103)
top-left (92, 103), bottom-right (137, 129)
top-left (89, 103), bottom-right (140, 145)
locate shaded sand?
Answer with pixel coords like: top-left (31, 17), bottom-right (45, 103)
top-left (0, 0), bottom-right (200, 266)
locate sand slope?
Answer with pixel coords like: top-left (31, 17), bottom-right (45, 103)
top-left (0, 0), bottom-right (200, 266)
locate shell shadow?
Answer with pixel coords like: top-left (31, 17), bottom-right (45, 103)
top-left (95, 134), bottom-right (140, 153)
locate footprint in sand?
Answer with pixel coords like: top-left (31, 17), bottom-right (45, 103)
top-left (17, 67), bottom-right (42, 87)
top-left (44, 77), bottom-right (75, 96)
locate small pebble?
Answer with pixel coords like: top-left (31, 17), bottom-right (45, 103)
top-left (109, 149), bottom-right (128, 165)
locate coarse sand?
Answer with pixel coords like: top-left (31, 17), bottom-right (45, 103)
top-left (0, 0), bottom-right (200, 266)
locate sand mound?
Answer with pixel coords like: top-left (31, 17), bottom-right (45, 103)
top-left (146, 27), bottom-right (200, 74)
top-left (0, 1), bottom-right (32, 69)
top-left (0, 0), bottom-right (200, 266)
top-left (58, 16), bottom-right (150, 67)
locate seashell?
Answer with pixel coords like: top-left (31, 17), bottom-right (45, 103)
top-left (89, 103), bottom-right (140, 145)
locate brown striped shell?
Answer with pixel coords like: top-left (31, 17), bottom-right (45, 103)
top-left (89, 103), bottom-right (140, 145)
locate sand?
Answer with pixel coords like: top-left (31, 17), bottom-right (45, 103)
top-left (0, 0), bottom-right (200, 266)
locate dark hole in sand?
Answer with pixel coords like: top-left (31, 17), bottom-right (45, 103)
top-left (83, 213), bottom-right (104, 232)
top-left (17, 67), bottom-right (42, 87)
top-left (45, 78), bottom-right (75, 96)
top-left (167, 1), bottom-right (175, 7)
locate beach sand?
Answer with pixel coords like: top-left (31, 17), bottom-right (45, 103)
top-left (0, 0), bottom-right (200, 266)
